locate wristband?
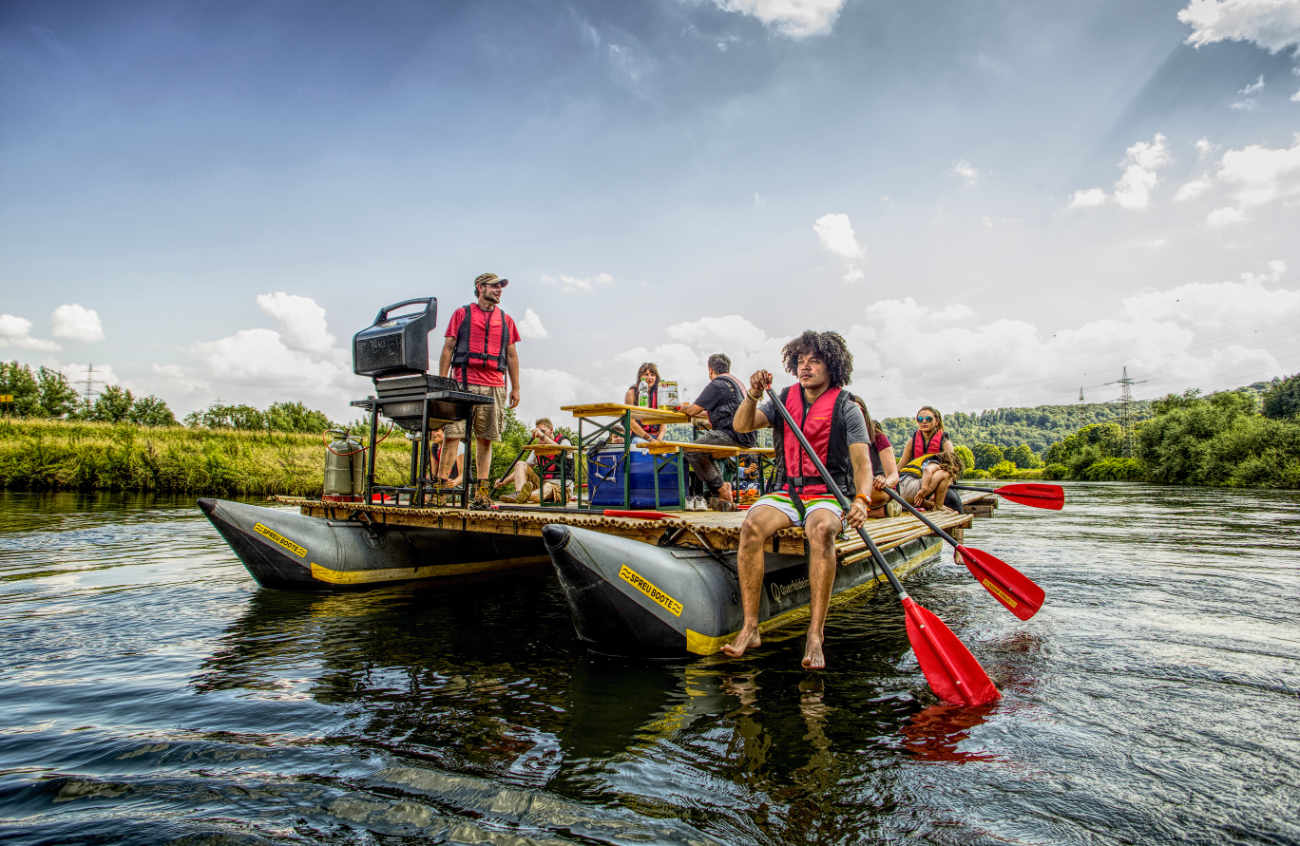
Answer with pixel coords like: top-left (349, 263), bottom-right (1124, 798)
top-left (854, 493), bottom-right (869, 504)
top-left (747, 390), bottom-right (762, 401)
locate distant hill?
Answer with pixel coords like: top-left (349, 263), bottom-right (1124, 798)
top-left (878, 400), bottom-right (1153, 457)
top-left (877, 380), bottom-right (1273, 457)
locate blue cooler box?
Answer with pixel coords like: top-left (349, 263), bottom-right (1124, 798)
top-left (587, 446), bottom-right (681, 507)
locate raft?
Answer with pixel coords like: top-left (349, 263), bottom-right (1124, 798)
top-left (200, 496), bottom-right (978, 656)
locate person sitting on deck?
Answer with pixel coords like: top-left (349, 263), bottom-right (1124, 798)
top-left (678, 353), bottom-right (756, 510)
top-left (618, 362), bottom-right (665, 444)
top-left (426, 427), bottom-right (463, 489)
top-left (722, 330), bottom-right (874, 671)
top-left (897, 405), bottom-right (960, 511)
top-left (843, 394), bottom-right (900, 518)
top-left (502, 418), bottom-right (573, 504)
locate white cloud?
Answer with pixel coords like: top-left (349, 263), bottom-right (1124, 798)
top-left (256, 292), bottom-right (335, 354)
top-left (839, 262), bottom-right (1300, 415)
top-left (711, 0), bottom-right (846, 38)
top-left (1069, 187), bottom-right (1107, 208)
top-left (1174, 176), bottom-right (1213, 201)
top-left (1230, 97), bottom-right (1258, 110)
top-left (1196, 137), bottom-right (1216, 158)
top-left (1292, 88), bottom-right (1300, 101)
top-left (1239, 73), bottom-right (1266, 94)
top-left (953, 159), bottom-right (979, 186)
top-left (515, 307), bottom-right (549, 340)
top-left (0, 314), bottom-right (60, 351)
top-left (1114, 133), bottom-right (1172, 209)
top-left (192, 328), bottom-right (347, 389)
top-left (51, 304), bottom-right (104, 342)
top-left (1216, 134), bottom-right (1300, 208)
top-left (813, 212), bottom-right (865, 283)
top-left (1207, 205), bottom-right (1248, 226)
top-left (540, 272), bottom-right (615, 294)
top-left (1179, 0), bottom-right (1300, 53)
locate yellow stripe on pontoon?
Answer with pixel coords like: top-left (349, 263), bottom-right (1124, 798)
top-left (308, 554), bottom-right (550, 585)
top-left (684, 538), bottom-right (942, 655)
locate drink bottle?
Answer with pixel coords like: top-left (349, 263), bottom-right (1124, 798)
top-left (637, 379), bottom-right (649, 407)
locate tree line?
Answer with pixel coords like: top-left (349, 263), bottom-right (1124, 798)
top-left (0, 360), bottom-right (335, 434)
top-left (1041, 373), bottom-right (1300, 488)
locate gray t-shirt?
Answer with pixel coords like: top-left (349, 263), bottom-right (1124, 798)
top-left (757, 392), bottom-right (868, 445)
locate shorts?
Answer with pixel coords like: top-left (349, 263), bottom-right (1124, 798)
top-left (441, 384), bottom-right (506, 440)
top-left (750, 491), bottom-right (842, 527)
top-left (898, 475), bottom-right (922, 501)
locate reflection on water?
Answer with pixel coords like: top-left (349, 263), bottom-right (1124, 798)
top-left (1, 487), bottom-right (1298, 844)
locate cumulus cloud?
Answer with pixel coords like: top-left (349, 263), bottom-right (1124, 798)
top-left (1179, 0), bottom-right (1300, 53)
top-left (953, 159), bottom-right (979, 186)
top-left (1114, 133), bottom-right (1172, 209)
top-left (711, 0), bottom-right (846, 38)
top-left (1196, 137), bottom-right (1217, 158)
top-left (813, 212), bottom-right (865, 282)
top-left (1069, 134), bottom-right (1172, 210)
top-left (0, 314), bottom-right (60, 351)
top-left (256, 292), bottom-right (335, 354)
top-left (1174, 176), bottom-right (1213, 201)
top-left (515, 307), bottom-right (549, 340)
top-left (1207, 205), bottom-right (1248, 225)
top-left (540, 272), bottom-right (615, 294)
top-left (1069, 187), bottom-right (1107, 208)
top-left (840, 261), bottom-right (1300, 414)
top-left (192, 328), bottom-right (347, 388)
top-left (51, 304), bottom-right (104, 342)
top-left (1216, 134), bottom-right (1300, 209)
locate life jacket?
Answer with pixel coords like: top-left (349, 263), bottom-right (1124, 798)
top-left (899, 454), bottom-right (934, 478)
top-left (770, 385), bottom-right (855, 500)
top-left (910, 428), bottom-right (946, 459)
top-left (451, 304), bottom-right (510, 382)
top-left (630, 383), bottom-right (660, 437)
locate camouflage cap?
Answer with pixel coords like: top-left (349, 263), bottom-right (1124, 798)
top-left (474, 272), bottom-right (509, 288)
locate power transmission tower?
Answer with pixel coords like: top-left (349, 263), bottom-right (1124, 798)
top-left (81, 363), bottom-right (103, 409)
top-left (1104, 366), bottom-right (1150, 457)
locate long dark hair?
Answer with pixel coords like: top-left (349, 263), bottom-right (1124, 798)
top-left (781, 330), bottom-right (853, 389)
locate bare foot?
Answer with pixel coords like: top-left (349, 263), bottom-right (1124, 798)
top-left (802, 636), bottom-right (826, 670)
top-left (721, 626), bottom-right (761, 658)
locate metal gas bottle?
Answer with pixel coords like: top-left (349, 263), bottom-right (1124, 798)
top-left (324, 429), bottom-right (364, 501)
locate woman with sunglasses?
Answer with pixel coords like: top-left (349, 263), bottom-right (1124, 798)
top-left (897, 406), bottom-right (960, 511)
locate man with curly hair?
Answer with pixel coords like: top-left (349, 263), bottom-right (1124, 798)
top-left (723, 330), bottom-right (879, 670)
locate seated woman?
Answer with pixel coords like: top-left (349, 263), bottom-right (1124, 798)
top-left (846, 394), bottom-right (900, 517)
top-left (897, 405), bottom-right (960, 511)
top-left (619, 361), bottom-right (664, 443)
top-left (427, 427), bottom-right (463, 488)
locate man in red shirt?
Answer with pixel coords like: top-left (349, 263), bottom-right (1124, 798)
top-left (436, 272), bottom-right (521, 506)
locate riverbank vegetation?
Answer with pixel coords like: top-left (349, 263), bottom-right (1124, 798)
top-left (1041, 374), bottom-right (1300, 488)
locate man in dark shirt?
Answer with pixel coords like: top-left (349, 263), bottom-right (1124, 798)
top-left (679, 353), bottom-right (756, 508)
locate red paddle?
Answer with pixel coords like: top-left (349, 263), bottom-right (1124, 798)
top-left (768, 389), bottom-right (999, 706)
top-left (883, 488), bottom-right (1045, 621)
top-left (951, 482), bottom-right (1064, 510)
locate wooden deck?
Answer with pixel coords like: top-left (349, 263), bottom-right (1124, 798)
top-left (271, 495), bottom-right (980, 558)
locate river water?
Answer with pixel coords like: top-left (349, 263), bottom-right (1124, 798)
top-left (0, 484), bottom-right (1296, 845)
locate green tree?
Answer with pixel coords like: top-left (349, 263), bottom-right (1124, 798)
top-left (1262, 373), bottom-right (1300, 421)
top-left (0, 361), bottom-right (41, 416)
top-left (88, 385), bottom-right (134, 422)
top-left (954, 443), bottom-right (975, 473)
top-left (36, 367), bottom-right (79, 418)
top-left (128, 394), bottom-right (177, 426)
top-left (265, 401), bottom-right (333, 433)
top-left (971, 442), bottom-right (1004, 470)
top-left (1006, 443), bottom-right (1040, 468)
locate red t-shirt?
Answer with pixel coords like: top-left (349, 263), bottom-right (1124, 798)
top-left (874, 431), bottom-right (892, 454)
top-left (443, 304), bottom-right (520, 387)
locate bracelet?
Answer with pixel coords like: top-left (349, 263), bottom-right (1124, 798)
top-left (854, 492), bottom-right (869, 504)
top-left (747, 390), bottom-right (762, 401)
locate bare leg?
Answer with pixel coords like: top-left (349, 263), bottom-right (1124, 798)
top-left (802, 510), bottom-right (840, 670)
top-left (475, 437), bottom-right (493, 486)
top-left (915, 464), bottom-right (940, 508)
top-left (721, 505), bottom-right (790, 658)
top-left (931, 469), bottom-right (954, 512)
top-left (439, 437), bottom-right (462, 482)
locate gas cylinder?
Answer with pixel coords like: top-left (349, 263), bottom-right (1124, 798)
top-left (324, 429), bottom-right (364, 501)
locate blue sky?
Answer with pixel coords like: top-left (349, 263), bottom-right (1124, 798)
top-left (3, 0), bottom-right (1300, 428)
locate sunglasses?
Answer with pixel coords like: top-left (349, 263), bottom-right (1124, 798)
top-left (917, 415), bottom-right (934, 422)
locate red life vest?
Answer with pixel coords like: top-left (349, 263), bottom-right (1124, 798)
top-left (778, 386), bottom-right (843, 497)
top-left (451, 304), bottom-right (510, 382)
top-left (911, 428), bottom-right (946, 458)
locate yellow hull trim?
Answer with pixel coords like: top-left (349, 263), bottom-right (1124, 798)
top-left (684, 539), bottom-right (942, 655)
top-left (308, 554), bottom-right (551, 585)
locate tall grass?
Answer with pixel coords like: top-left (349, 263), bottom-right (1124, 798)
top-left (0, 419), bottom-right (414, 496)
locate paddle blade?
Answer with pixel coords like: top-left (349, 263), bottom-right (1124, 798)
top-left (957, 546), bottom-right (1045, 621)
top-left (994, 483), bottom-right (1064, 510)
top-left (902, 597), bottom-right (1000, 706)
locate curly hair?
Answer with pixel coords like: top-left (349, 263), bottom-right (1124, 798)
top-left (781, 330), bottom-right (853, 389)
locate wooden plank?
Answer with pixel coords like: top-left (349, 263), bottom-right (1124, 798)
top-left (561, 402), bottom-right (689, 425)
